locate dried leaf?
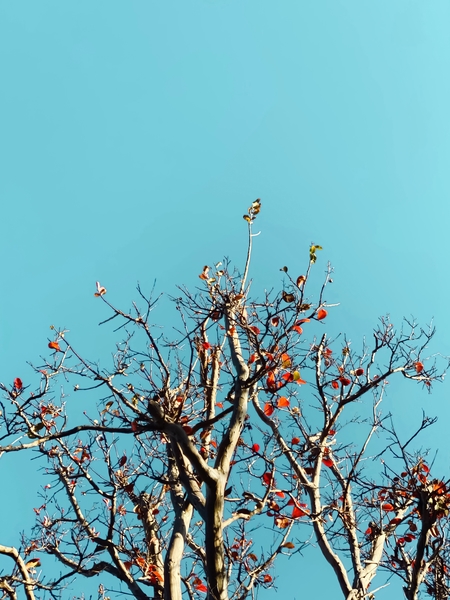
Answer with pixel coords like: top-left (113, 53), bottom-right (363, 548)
top-left (282, 291), bottom-right (295, 303)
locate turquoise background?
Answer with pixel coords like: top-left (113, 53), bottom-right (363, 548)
top-left (1, 1), bottom-right (449, 598)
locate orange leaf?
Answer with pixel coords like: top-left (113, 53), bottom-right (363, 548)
top-left (94, 281), bottom-right (107, 296)
top-left (135, 556), bottom-right (146, 568)
top-left (292, 325), bottom-right (303, 334)
top-left (264, 402), bottom-right (275, 416)
top-left (263, 574), bottom-right (273, 583)
top-left (316, 309), bottom-right (328, 320)
top-left (281, 541), bottom-right (295, 549)
top-left (266, 372), bottom-right (277, 391)
top-left (281, 353), bottom-right (291, 368)
top-left (277, 396), bottom-right (290, 408)
top-left (414, 361), bottom-right (424, 373)
top-left (216, 402), bottom-right (223, 408)
top-left (48, 341), bottom-right (61, 352)
top-left (199, 266), bottom-right (209, 280)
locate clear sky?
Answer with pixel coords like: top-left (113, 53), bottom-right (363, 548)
top-left (0, 1), bottom-right (449, 598)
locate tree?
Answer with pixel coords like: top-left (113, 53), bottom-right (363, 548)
top-left (0, 200), bottom-right (449, 600)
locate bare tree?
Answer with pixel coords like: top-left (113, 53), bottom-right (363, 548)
top-left (0, 200), bottom-right (448, 600)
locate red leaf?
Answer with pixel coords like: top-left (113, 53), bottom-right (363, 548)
top-left (292, 325), bottom-right (303, 334)
top-left (282, 372), bottom-right (294, 382)
top-left (13, 378), bottom-right (23, 390)
top-left (201, 342), bottom-right (211, 350)
top-left (263, 574), bottom-right (273, 583)
top-left (271, 316), bottom-right (280, 327)
top-left (275, 491), bottom-right (285, 498)
top-left (48, 341), bottom-right (61, 352)
top-left (331, 380), bottom-right (339, 389)
top-left (277, 396), bottom-right (290, 408)
top-left (216, 402), bottom-right (223, 408)
top-left (119, 455), bottom-right (127, 466)
top-left (251, 443), bottom-right (260, 452)
top-left (292, 505), bottom-right (309, 518)
top-left (316, 309), bottom-right (328, 320)
top-left (131, 420), bottom-right (139, 432)
top-left (339, 376), bottom-right (351, 386)
top-left (414, 361), bottom-right (424, 373)
top-left (382, 503), bottom-right (394, 512)
top-left (322, 458), bottom-right (334, 468)
top-left (355, 368), bottom-right (364, 376)
top-left (195, 583), bottom-right (208, 593)
top-left (291, 437), bottom-right (300, 445)
top-left (249, 326), bottom-right (260, 335)
top-left (264, 402), bottom-right (275, 416)
top-left (182, 425), bottom-right (194, 435)
top-left (262, 472), bottom-right (274, 486)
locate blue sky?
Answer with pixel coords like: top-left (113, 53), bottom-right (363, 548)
top-left (0, 1), bottom-right (449, 598)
